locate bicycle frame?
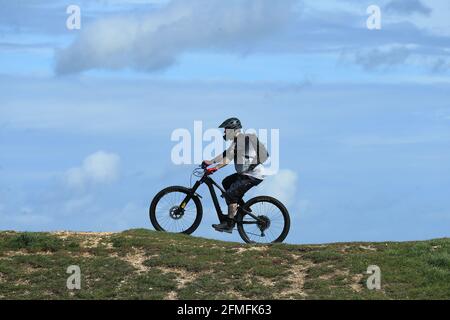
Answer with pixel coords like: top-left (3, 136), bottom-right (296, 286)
top-left (178, 170), bottom-right (262, 224)
top-left (180, 173), bottom-right (228, 223)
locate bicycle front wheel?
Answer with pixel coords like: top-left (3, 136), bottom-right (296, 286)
top-left (237, 196), bottom-right (290, 244)
top-left (149, 186), bottom-right (203, 234)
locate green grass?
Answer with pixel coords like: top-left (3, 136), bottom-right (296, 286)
top-left (0, 229), bottom-right (448, 300)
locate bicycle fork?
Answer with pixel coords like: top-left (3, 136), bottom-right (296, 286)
top-left (177, 180), bottom-right (202, 212)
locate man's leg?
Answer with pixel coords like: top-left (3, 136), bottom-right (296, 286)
top-left (212, 203), bottom-right (237, 233)
top-left (212, 174), bottom-right (240, 233)
top-left (228, 203), bottom-right (238, 220)
top-left (213, 175), bottom-right (261, 233)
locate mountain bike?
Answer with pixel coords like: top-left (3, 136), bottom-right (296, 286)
top-left (149, 164), bottom-right (290, 243)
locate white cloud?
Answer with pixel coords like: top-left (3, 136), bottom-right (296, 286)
top-left (343, 43), bottom-right (450, 73)
top-left (341, 133), bottom-right (450, 147)
top-left (66, 151), bottom-right (121, 189)
top-left (259, 169), bottom-right (298, 206)
top-left (350, 44), bottom-right (416, 71)
top-left (55, 0), bottom-right (298, 74)
top-left (385, 0), bottom-right (431, 16)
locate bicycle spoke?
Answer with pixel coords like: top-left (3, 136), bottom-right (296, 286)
top-left (241, 200), bottom-right (286, 243)
top-left (154, 190), bottom-right (198, 233)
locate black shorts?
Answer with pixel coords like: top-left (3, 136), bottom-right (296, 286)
top-left (222, 173), bottom-right (262, 205)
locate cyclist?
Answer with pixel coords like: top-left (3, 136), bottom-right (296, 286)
top-left (202, 117), bottom-right (268, 233)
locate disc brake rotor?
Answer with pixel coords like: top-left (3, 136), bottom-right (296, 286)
top-left (169, 206), bottom-right (184, 220)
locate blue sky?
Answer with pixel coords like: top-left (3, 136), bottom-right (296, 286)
top-left (0, 0), bottom-right (449, 244)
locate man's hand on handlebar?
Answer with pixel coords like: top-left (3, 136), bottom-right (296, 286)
top-left (201, 160), bottom-right (213, 169)
top-left (202, 160), bottom-right (218, 175)
top-left (206, 167), bottom-right (218, 175)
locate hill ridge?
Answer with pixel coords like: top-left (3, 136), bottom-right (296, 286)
top-left (0, 229), bottom-right (448, 299)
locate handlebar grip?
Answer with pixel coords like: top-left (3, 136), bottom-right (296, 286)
top-left (201, 161), bottom-right (208, 169)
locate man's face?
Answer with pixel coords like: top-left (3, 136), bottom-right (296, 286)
top-left (223, 129), bottom-right (235, 141)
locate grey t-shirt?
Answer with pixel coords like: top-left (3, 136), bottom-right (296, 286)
top-left (216, 133), bottom-right (266, 180)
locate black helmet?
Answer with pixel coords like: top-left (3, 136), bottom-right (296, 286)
top-left (219, 117), bottom-right (242, 130)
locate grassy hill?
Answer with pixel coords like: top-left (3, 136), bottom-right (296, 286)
top-left (0, 229), bottom-right (448, 300)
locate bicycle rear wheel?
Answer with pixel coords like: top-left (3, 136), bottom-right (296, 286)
top-left (149, 186), bottom-right (203, 234)
top-left (237, 196), bottom-right (290, 244)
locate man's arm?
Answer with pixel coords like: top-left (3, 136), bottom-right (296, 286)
top-left (204, 142), bottom-right (235, 170)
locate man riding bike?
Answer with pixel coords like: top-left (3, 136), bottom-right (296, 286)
top-left (202, 117), bottom-right (269, 233)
